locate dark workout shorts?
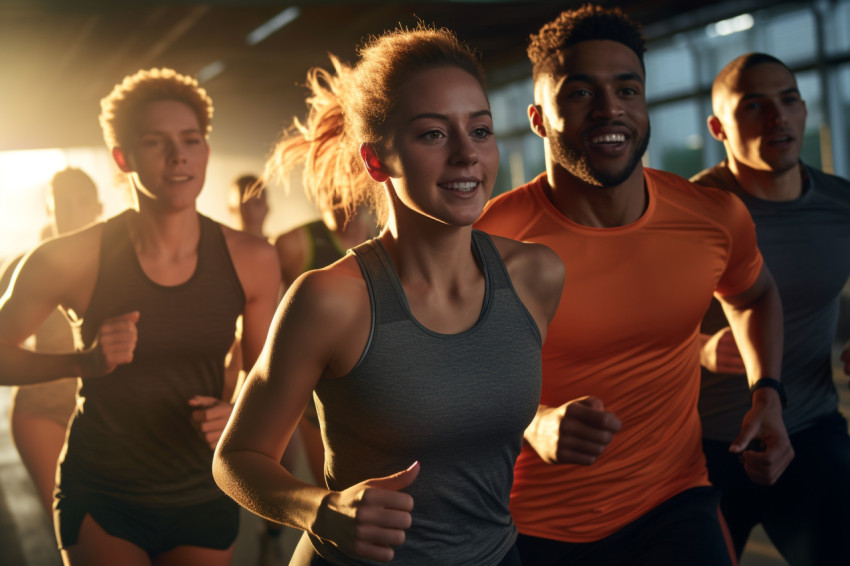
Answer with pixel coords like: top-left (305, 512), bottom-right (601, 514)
top-left (54, 490), bottom-right (240, 556)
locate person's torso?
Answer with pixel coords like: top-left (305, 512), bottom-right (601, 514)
top-left (475, 169), bottom-right (761, 541)
top-left (310, 230), bottom-right (542, 565)
top-left (696, 163), bottom-right (850, 438)
top-left (59, 210), bottom-right (245, 506)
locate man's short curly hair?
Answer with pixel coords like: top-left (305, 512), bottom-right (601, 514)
top-left (528, 4), bottom-right (646, 81)
top-left (99, 68), bottom-right (213, 150)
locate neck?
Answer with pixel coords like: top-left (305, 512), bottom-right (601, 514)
top-left (334, 215), bottom-right (372, 248)
top-left (130, 198), bottom-right (201, 257)
top-left (241, 221), bottom-right (265, 238)
top-left (547, 160), bottom-right (647, 228)
top-left (727, 160), bottom-right (803, 201)
top-left (380, 209), bottom-right (476, 286)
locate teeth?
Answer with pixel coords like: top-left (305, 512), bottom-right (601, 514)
top-left (442, 181), bottom-right (477, 192)
top-left (169, 176), bottom-right (191, 182)
top-left (591, 133), bottom-right (626, 144)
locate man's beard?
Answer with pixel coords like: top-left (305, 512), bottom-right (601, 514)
top-left (550, 122), bottom-right (651, 188)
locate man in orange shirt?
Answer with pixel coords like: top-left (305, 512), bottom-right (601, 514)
top-left (475, 5), bottom-right (792, 565)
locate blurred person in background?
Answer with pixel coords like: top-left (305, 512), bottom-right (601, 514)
top-left (0, 167), bottom-right (102, 518)
top-left (226, 173), bottom-right (305, 566)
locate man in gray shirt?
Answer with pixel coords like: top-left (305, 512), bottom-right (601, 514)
top-left (694, 52), bottom-right (850, 566)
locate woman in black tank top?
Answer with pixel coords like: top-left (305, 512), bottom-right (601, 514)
top-left (214, 24), bottom-right (563, 566)
top-left (0, 69), bottom-right (281, 565)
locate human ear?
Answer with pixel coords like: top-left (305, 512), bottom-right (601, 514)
top-left (112, 147), bottom-right (133, 173)
top-left (360, 143), bottom-right (390, 183)
top-left (528, 104), bottom-right (546, 138)
top-left (707, 116), bottom-right (726, 142)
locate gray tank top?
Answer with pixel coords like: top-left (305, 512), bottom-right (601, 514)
top-left (310, 230), bottom-right (542, 565)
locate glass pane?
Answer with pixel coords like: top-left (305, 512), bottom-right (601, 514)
top-left (646, 40), bottom-right (696, 102)
top-left (763, 8), bottom-right (817, 66)
top-left (489, 79), bottom-right (534, 135)
top-left (824, 0), bottom-right (850, 55)
top-left (647, 100), bottom-right (704, 179)
top-left (796, 70), bottom-right (823, 169)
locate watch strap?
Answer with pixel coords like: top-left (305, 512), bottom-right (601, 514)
top-left (750, 377), bottom-right (788, 408)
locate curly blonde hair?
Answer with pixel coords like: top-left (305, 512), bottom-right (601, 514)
top-left (99, 68), bottom-right (213, 150)
top-left (262, 24), bottom-right (484, 226)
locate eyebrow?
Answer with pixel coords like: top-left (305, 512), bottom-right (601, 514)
top-left (564, 72), bottom-right (645, 85)
top-left (740, 87), bottom-right (801, 101)
top-left (408, 109), bottom-right (492, 123)
top-left (138, 128), bottom-right (204, 136)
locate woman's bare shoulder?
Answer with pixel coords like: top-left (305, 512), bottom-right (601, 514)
top-left (288, 255), bottom-right (366, 315)
top-left (486, 234), bottom-right (563, 278)
top-left (2, 221), bottom-right (105, 321)
top-left (25, 222), bottom-right (104, 281)
top-left (485, 233), bottom-right (564, 327)
top-left (220, 224), bottom-right (282, 291)
top-left (276, 255), bottom-right (370, 379)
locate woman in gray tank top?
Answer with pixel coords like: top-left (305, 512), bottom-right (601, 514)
top-left (214, 24), bottom-right (564, 566)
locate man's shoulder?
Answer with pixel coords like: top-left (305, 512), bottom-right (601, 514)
top-left (806, 164), bottom-right (850, 200)
top-left (688, 162), bottom-right (735, 191)
top-left (487, 174), bottom-right (545, 207)
top-left (476, 175), bottom-right (548, 238)
top-left (647, 167), bottom-right (746, 223)
top-left (647, 167), bottom-right (735, 202)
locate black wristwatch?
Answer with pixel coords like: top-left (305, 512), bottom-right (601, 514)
top-left (750, 377), bottom-right (787, 408)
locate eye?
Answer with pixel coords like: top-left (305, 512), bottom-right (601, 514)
top-left (420, 129), bottom-right (445, 141)
top-left (471, 126), bottom-right (493, 139)
top-left (138, 137), bottom-right (161, 148)
top-left (568, 88), bottom-right (592, 98)
top-left (619, 86), bottom-right (640, 96)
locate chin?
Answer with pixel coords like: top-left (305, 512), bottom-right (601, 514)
top-left (764, 157), bottom-right (800, 175)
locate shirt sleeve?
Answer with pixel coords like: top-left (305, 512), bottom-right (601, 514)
top-left (715, 193), bottom-right (763, 297)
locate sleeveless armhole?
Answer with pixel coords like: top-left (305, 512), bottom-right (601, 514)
top-left (472, 230), bottom-right (542, 345)
top-left (348, 241), bottom-right (378, 372)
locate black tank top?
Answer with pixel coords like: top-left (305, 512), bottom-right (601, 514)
top-left (304, 219), bottom-right (345, 271)
top-left (59, 210), bottom-right (244, 506)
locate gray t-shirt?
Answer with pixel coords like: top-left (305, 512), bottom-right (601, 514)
top-left (693, 162), bottom-right (850, 440)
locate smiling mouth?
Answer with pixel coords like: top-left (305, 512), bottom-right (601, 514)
top-left (590, 133), bottom-right (627, 145)
top-left (439, 181), bottom-right (478, 192)
top-left (167, 175), bottom-right (192, 182)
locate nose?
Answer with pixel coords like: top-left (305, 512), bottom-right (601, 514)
top-left (450, 132), bottom-right (478, 165)
top-left (165, 140), bottom-right (187, 163)
top-left (764, 101), bottom-right (787, 127)
top-left (591, 89), bottom-right (625, 121)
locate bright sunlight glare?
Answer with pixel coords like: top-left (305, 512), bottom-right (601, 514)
top-left (0, 149), bottom-right (69, 262)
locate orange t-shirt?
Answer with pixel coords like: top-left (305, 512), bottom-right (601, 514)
top-left (475, 169), bottom-right (762, 543)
